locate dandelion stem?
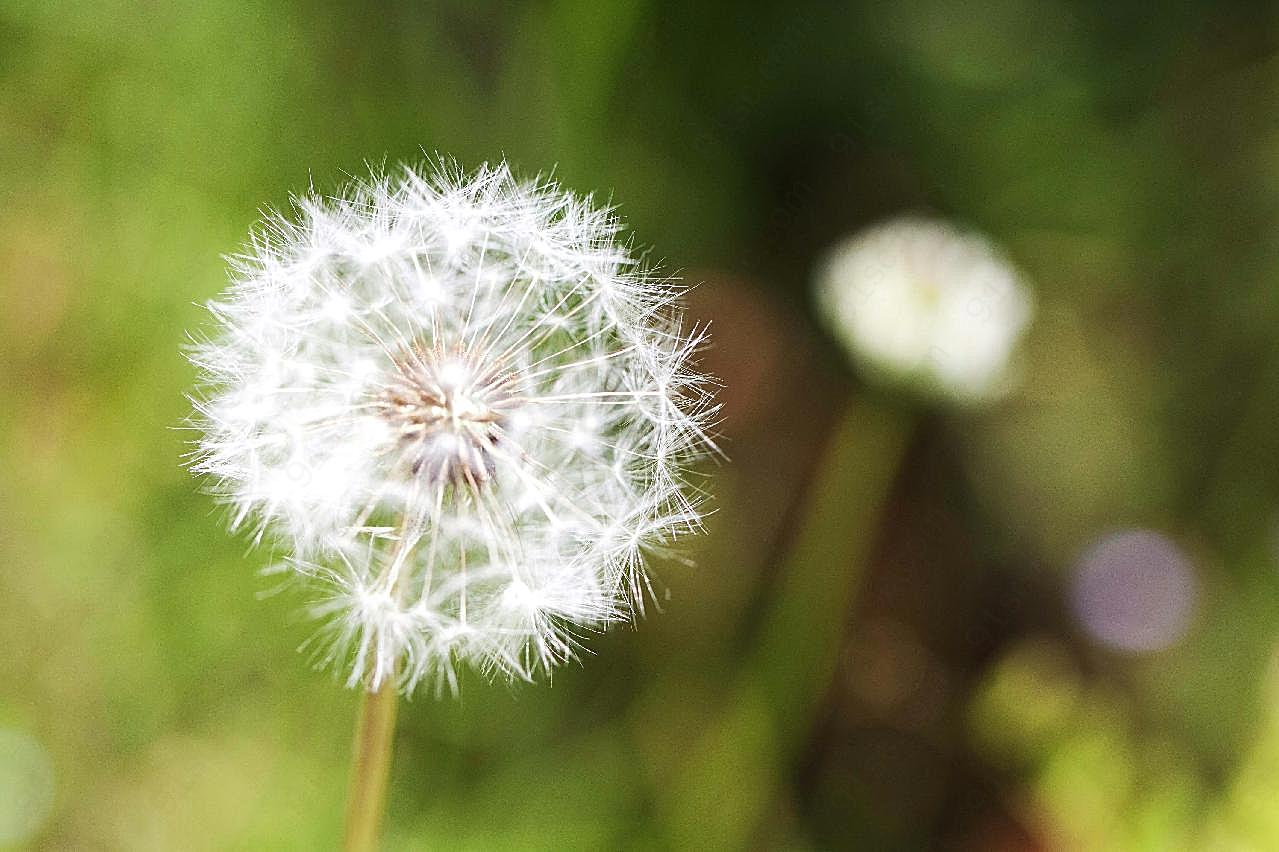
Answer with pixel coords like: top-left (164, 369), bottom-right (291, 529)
top-left (343, 676), bottom-right (399, 852)
top-left (748, 396), bottom-right (911, 727)
top-left (345, 521), bottom-right (412, 852)
top-left (663, 394), bottom-right (911, 848)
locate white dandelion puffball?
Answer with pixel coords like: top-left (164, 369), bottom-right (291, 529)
top-left (188, 160), bottom-right (718, 694)
top-left (815, 217), bottom-right (1033, 401)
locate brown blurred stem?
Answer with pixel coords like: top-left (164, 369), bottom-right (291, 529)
top-left (343, 677), bottom-right (399, 852)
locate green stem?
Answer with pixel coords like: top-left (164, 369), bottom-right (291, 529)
top-left (750, 396), bottom-right (911, 731)
top-left (664, 395), bottom-right (913, 849)
top-left (344, 521), bottom-right (415, 851)
top-left (343, 677), bottom-right (399, 852)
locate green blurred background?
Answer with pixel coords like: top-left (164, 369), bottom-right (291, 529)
top-left (4, 1), bottom-right (1279, 849)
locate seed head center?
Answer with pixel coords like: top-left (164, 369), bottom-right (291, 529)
top-left (376, 344), bottom-right (522, 486)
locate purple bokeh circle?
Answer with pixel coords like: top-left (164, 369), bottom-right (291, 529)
top-left (1070, 529), bottom-right (1196, 653)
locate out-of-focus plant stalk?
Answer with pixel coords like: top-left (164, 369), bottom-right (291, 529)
top-left (665, 396), bottom-right (911, 849)
top-left (749, 396), bottom-right (909, 727)
top-left (343, 679), bottom-right (398, 852)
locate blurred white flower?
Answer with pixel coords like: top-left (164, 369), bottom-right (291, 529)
top-left (188, 160), bottom-right (718, 693)
top-left (815, 217), bottom-right (1033, 402)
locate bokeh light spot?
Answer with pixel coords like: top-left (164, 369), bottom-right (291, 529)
top-left (1070, 529), bottom-right (1197, 653)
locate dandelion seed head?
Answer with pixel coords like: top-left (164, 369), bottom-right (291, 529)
top-left (188, 159), bottom-right (718, 693)
top-left (815, 217), bottom-right (1033, 402)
